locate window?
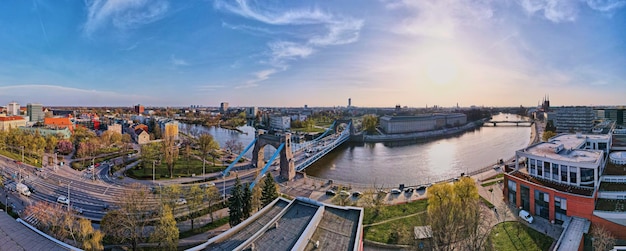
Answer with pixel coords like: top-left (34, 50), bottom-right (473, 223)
top-left (552, 163), bottom-right (559, 181)
top-left (561, 165), bottom-right (568, 182)
top-left (580, 168), bottom-right (594, 187)
top-left (570, 168), bottom-right (577, 184)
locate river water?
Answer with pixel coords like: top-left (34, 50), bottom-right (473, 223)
top-left (180, 113), bottom-right (531, 186)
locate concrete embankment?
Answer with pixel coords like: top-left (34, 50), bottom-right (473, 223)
top-left (360, 120), bottom-right (485, 143)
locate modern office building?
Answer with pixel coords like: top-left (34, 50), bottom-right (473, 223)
top-left (554, 106), bottom-right (595, 133)
top-left (191, 197), bottom-right (364, 251)
top-left (220, 102), bottom-right (229, 113)
top-left (597, 107), bottom-right (626, 126)
top-left (379, 113), bottom-right (467, 134)
top-left (7, 102), bottom-right (19, 116)
top-left (26, 103), bottom-right (44, 122)
top-left (0, 116), bottom-right (27, 131)
top-left (503, 132), bottom-right (626, 242)
top-left (270, 116), bottom-right (291, 131)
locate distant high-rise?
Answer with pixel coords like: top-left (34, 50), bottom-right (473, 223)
top-left (246, 107), bottom-right (258, 119)
top-left (555, 106), bottom-right (594, 133)
top-left (27, 103), bottom-right (44, 122)
top-left (134, 104), bottom-right (144, 114)
top-left (348, 98), bottom-right (351, 108)
top-left (220, 102), bottom-right (229, 113)
top-left (7, 102), bottom-right (19, 116)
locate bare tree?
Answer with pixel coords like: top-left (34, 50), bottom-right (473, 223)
top-left (162, 134), bottom-right (178, 178)
top-left (101, 183), bottom-right (154, 251)
top-left (591, 225), bottom-right (615, 251)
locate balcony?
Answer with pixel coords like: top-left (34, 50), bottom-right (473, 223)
top-left (508, 171), bottom-right (594, 197)
top-left (595, 198), bottom-right (626, 212)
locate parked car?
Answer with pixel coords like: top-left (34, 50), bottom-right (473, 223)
top-left (390, 189), bottom-right (402, 194)
top-left (415, 185), bottom-right (427, 191)
top-left (325, 190), bottom-right (336, 196)
top-left (519, 210), bottom-right (534, 223)
top-left (404, 188), bottom-right (414, 193)
top-left (339, 191), bottom-right (351, 197)
top-left (57, 196), bottom-right (70, 205)
top-left (352, 191), bottom-right (363, 197)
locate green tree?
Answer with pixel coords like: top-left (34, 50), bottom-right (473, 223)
top-left (198, 134), bottom-right (219, 175)
top-left (242, 184), bottom-right (252, 219)
top-left (261, 172), bottom-right (279, 207)
top-left (228, 176), bottom-right (244, 226)
top-left (186, 185), bottom-right (204, 230)
top-left (205, 185), bottom-right (221, 221)
top-left (160, 184), bottom-right (182, 209)
top-left (45, 135), bottom-right (58, 154)
top-left (77, 218), bottom-right (104, 251)
top-left (542, 131), bottom-right (557, 142)
top-left (162, 134), bottom-right (178, 178)
top-left (149, 205), bottom-right (179, 250)
top-left (362, 114), bottom-right (378, 134)
top-left (422, 177), bottom-right (492, 251)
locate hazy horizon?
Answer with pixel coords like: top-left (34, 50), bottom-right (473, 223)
top-left (1, 1), bottom-right (625, 107)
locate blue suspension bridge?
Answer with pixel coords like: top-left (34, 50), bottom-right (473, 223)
top-left (221, 120), bottom-right (353, 189)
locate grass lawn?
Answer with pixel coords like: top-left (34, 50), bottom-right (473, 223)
top-left (127, 157), bottom-right (226, 179)
top-left (291, 127), bottom-right (327, 133)
top-left (362, 200), bottom-right (429, 244)
top-left (0, 149), bottom-right (42, 167)
top-left (490, 221), bottom-right (553, 251)
top-left (364, 213), bottom-right (425, 245)
top-left (363, 199), bottom-right (428, 225)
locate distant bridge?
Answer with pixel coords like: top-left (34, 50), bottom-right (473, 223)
top-left (222, 120), bottom-right (353, 189)
top-left (487, 120), bottom-right (534, 127)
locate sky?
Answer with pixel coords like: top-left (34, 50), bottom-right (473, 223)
top-left (0, 0), bottom-right (625, 108)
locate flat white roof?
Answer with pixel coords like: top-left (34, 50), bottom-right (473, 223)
top-left (522, 134), bottom-right (605, 163)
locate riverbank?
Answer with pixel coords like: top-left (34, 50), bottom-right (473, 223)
top-left (361, 120), bottom-right (485, 143)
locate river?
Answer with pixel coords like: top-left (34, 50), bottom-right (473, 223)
top-left (180, 113), bottom-right (531, 186)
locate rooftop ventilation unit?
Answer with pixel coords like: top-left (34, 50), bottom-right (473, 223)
top-left (555, 144), bottom-right (564, 153)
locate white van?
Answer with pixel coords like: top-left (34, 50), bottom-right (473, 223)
top-left (519, 210), bottom-right (534, 224)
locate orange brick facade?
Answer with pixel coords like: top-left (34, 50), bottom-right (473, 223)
top-left (504, 174), bottom-right (595, 221)
top-left (504, 173), bottom-right (626, 239)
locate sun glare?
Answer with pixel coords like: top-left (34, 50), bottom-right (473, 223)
top-left (426, 57), bottom-right (458, 85)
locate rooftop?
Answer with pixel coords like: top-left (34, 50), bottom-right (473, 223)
top-left (602, 161), bottom-right (626, 176)
top-left (508, 171), bottom-right (595, 197)
top-left (0, 212), bottom-right (69, 250)
top-left (198, 197), bottom-right (363, 251)
top-left (0, 116), bottom-right (26, 121)
top-left (520, 134), bottom-right (606, 163)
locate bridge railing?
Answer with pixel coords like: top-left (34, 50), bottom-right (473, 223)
top-left (295, 122), bottom-right (350, 172)
top-left (292, 121), bottom-right (337, 152)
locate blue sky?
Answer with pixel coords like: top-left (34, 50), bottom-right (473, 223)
top-left (0, 0), bottom-right (625, 108)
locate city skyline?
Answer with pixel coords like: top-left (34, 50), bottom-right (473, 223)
top-left (0, 0), bottom-right (625, 107)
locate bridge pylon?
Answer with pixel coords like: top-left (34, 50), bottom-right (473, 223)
top-left (251, 130), bottom-right (295, 181)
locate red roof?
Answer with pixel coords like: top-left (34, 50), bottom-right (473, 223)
top-left (0, 116), bottom-right (26, 121)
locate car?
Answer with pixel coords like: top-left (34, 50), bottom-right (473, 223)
top-left (102, 203), bottom-right (110, 211)
top-left (519, 210), bottom-right (534, 224)
top-left (377, 189), bottom-right (388, 194)
top-left (175, 198), bottom-right (187, 205)
top-left (339, 191), bottom-right (351, 197)
top-left (415, 185), bottom-right (427, 191)
top-left (57, 196), bottom-right (70, 205)
top-left (352, 191), bottom-right (363, 197)
top-left (404, 188), bottom-right (414, 193)
top-left (325, 190), bottom-right (336, 196)
top-left (200, 183), bottom-right (215, 189)
top-left (27, 185), bottom-right (36, 194)
top-left (73, 206), bottom-right (84, 214)
top-left (390, 189), bottom-right (402, 194)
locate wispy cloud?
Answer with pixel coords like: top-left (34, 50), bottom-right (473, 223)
top-left (0, 84), bottom-right (155, 105)
top-left (32, 0), bottom-right (50, 46)
top-left (237, 69), bottom-right (278, 89)
top-left (586, 0), bottom-right (626, 12)
top-left (214, 0), bottom-right (363, 86)
top-left (196, 84), bottom-right (225, 91)
top-left (383, 0), bottom-right (493, 38)
top-left (517, 0), bottom-right (626, 22)
top-left (170, 54), bottom-right (189, 66)
top-left (83, 0), bottom-right (169, 35)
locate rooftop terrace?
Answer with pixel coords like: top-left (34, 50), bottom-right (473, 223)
top-left (303, 207), bottom-right (362, 251)
top-left (602, 161), bottom-right (626, 176)
top-left (508, 171), bottom-right (595, 197)
top-left (595, 198), bottom-right (626, 212)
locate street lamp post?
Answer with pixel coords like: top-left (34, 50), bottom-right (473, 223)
top-left (92, 158), bottom-right (95, 181)
top-left (21, 146), bottom-right (24, 163)
top-left (67, 181), bottom-right (73, 211)
top-left (152, 160), bottom-right (156, 182)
